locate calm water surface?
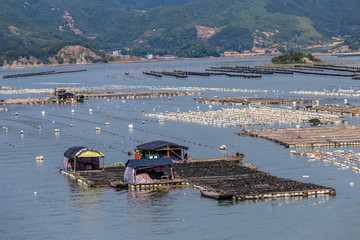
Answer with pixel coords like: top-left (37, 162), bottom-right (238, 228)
top-left (1, 56), bottom-right (360, 239)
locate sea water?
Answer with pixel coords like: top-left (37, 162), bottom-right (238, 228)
top-left (1, 56), bottom-right (360, 239)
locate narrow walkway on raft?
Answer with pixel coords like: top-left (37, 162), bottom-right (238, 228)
top-left (61, 161), bottom-right (335, 201)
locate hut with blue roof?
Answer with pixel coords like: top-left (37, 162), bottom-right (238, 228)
top-left (124, 158), bottom-right (174, 184)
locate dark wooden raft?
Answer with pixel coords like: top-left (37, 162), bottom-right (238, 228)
top-left (174, 161), bottom-right (335, 200)
top-left (61, 161), bottom-right (335, 201)
top-left (61, 166), bottom-right (125, 187)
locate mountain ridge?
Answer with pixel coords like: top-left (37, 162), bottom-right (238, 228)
top-left (1, 0), bottom-right (359, 65)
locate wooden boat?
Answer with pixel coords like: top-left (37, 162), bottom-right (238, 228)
top-left (352, 75), bottom-right (360, 80)
top-left (110, 181), bottom-right (128, 189)
top-left (200, 190), bottom-right (232, 200)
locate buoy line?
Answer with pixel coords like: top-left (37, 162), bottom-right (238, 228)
top-left (0, 139), bottom-right (39, 158)
top-left (46, 113), bottom-right (145, 144)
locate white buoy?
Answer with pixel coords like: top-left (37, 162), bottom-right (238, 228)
top-left (36, 156), bottom-right (44, 161)
top-left (95, 127), bottom-right (101, 131)
top-left (70, 124), bottom-right (73, 127)
top-left (344, 99), bottom-right (348, 104)
top-left (15, 112), bottom-right (18, 116)
top-left (122, 100), bottom-right (126, 103)
top-left (34, 192), bottom-right (37, 195)
top-left (37, 126), bottom-right (42, 129)
top-left (20, 130), bottom-right (24, 134)
top-left (129, 124), bottom-right (134, 129)
top-left (209, 105), bottom-right (212, 109)
top-left (219, 145), bottom-right (226, 150)
top-left (349, 182), bottom-right (354, 186)
top-left (71, 109), bottom-right (75, 114)
top-left (89, 109), bottom-right (93, 113)
top-left (142, 121), bottom-right (145, 125)
top-left (54, 129), bottom-right (60, 133)
top-left (104, 122), bottom-right (110, 126)
top-left (41, 111), bottom-right (45, 115)
top-left (303, 175), bottom-right (309, 178)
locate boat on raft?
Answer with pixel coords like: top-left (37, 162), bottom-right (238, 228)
top-left (200, 190), bottom-right (233, 200)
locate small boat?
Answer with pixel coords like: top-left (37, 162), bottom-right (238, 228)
top-left (110, 181), bottom-right (128, 189)
top-left (200, 190), bottom-right (232, 200)
top-left (352, 75), bottom-right (360, 80)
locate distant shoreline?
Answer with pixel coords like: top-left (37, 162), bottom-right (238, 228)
top-left (2, 52), bottom-right (360, 69)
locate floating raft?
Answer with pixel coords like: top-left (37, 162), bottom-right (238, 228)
top-left (295, 104), bottom-right (360, 116)
top-left (2, 69), bottom-right (87, 79)
top-left (78, 91), bottom-right (202, 99)
top-left (175, 161), bottom-right (335, 201)
top-left (0, 91), bottom-right (201, 105)
top-left (0, 97), bottom-right (58, 105)
top-left (195, 96), bottom-right (323, 106)
top-left (241, 126), bottom-right (360, 148)
top-left (60, 160), bottom-right (335, 201)
top-left (60, 166), bottom-right (125, 187)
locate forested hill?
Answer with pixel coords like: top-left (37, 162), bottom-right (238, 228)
top-left (111, 0), bottom-right (197, 8)
top-left (1, 0), bottom-right (360, 65)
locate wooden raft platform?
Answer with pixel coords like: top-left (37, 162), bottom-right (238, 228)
top-left (60, 161), bottom-right (335, 201)
top-left (0, 91), bottom-right (202, 105)
top-left (241, 126), bottom-right (360, 148)
top-left (175, 161), bottom-right (335, 201)
top-left (80, 91), bottom-right (201, 99)
top-left (0, 97), bottom-right (58, 105)
top-left (295, 104), bottom-right (360, 116)
top-left (195, 96), bottom-right (323, 106)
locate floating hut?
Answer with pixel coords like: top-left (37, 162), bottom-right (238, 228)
top-left (134, 140), bottom-right (189, 162)
top-left (124, 158), bottom-right (174, 184)
top-left (63, 146), bottom-right (105, 172)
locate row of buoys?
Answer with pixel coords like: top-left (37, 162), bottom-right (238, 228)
top-left (144, 106), bottom-right (341, 127)
top-left (290, 89), bottom-right (360, 98)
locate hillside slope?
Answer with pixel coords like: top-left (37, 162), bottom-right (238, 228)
top-left (1, 0), bottom-right (359, 64)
